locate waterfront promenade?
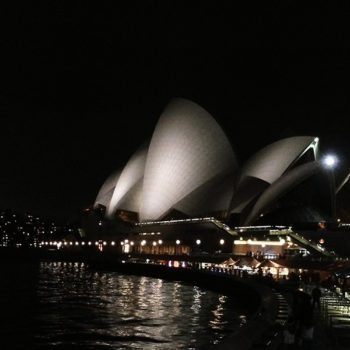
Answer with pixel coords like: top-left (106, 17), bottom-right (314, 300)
top-left (274, 282), bottom-right (350, 350)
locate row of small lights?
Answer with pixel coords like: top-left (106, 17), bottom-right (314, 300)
top-left (40, 238), bottom-right (227, 247)
top-left (136, 217), bottom-right (216, 226)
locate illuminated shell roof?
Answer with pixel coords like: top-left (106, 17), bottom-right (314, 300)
top-left (240, 136), bottom-right (319, 184)
top-left (230, 176), bottom-right (269, 214)
top-left (107, 145), bottom-right (148, 217)
top-left (243, 161), bottom-right (320, 225)
top-left (94, 97), bottom-right (324, 226)
top-left (173, 170), bottom-right (235, 216)
top-left (94, 170), bottom-right (120, 208)
top-left (140, 98), bottom-right (238, 221)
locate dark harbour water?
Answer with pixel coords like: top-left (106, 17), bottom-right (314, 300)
top-left (0, 261), bottom-right (250, 350)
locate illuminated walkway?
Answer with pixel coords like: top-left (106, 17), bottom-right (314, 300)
top-left (276, 284), bottom-right (350, 349)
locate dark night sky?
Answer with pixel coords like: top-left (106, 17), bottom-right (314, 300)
top-left (1, 2), bottom-right (350, 223)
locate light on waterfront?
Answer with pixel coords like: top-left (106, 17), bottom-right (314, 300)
top-left (176, 239), bottom-right (181, 245)
top-left (323, 154), bottom-right (337, 168)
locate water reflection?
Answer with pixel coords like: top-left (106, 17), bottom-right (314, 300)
top-left (1, 262), bottom-right (248, 349)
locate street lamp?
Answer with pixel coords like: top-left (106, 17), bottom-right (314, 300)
top-left (323, 155), bottom-right (337, 168)
top-left (322, 154), bottom-right (337, 222)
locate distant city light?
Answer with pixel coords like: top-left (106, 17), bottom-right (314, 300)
top-left (196, 239), bottom-right (201, 245)
top-left (176, 239), bottom-right (181, 245)
top-left (219, 239), bottom-right (225, 245)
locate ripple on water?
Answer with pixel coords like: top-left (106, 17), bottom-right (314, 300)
top-left (0, 262), bottom-right (249, 349)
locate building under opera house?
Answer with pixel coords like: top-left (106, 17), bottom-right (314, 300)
top-left (82, 98), bottom-right (348, 260)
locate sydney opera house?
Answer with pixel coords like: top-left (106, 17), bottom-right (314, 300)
top-left (83, 98), bottom-right (347, 258)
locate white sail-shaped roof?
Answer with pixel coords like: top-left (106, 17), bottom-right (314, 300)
top-left (243, 161), bottom-right (320, 225)
top-left (140, 98), bottom-right (238, 221)
top-left (173, 170), bottom-right (235, 217)
top-left (107, 145), bottom-right (148, 217)
top-left (114, 179), bottom-right (143, 213)
top-left (94, 170), bottom-right (120, 208)
top-left (230, 176), bottom-right (269, 214)
top-left (240, 136), bottom-right (319, 185)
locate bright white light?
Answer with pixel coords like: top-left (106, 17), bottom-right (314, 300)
top-left (141, 240), bottom-right (146, 246)
top-left (219, 239), bottom-right (225, 245)
top-left (176, 239), bottom-right (181, 245)
top-left (323, 155), bottom-right (337, 168)
top-left (196, 239), bottom-right (201, 245)
top-left (158, 240), bottom-right (163, 244)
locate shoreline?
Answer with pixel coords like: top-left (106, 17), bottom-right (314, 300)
top-left (1, 247), bottom-right (284, 349)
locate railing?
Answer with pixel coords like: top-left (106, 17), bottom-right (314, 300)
top-left (288, 232), bottom-right (336, 257)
